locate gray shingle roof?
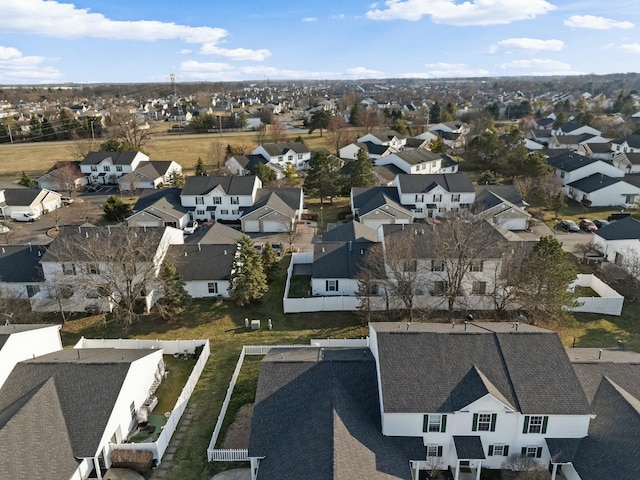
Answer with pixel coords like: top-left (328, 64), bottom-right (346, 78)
top-left (197, 222), bottom-right (244, 245)
top-left (181, 175), bottom-right (258, 196)
top-left (611, 134), bottom-right (640, 148)
top-left (129, 160), bottom-right (174, 179)
top-left (547, 151), bottom-right (598, 172)
top-left (351, 187), bottom-right (410, 218)
top-left (393, 149), bottom-right (441, 166)
top-left (371, 322), bottom-right (591, 415)
top-left (545, 437), bottom-right (584, 463)
top-left (453, 436), bottom-right (486, 460)
top-left (322, 220), bottom-right (378, 243)
top-left (169, 244), bottom-right (235, 281)
top-left (395, 173), bottom-right (474, 194)
top-left (566, 173), bottom-right (622, 193)
top-left (0, 245), bottom-right (46, 283)
top-left (475, 185), bottom-right (526, 207)
top-left (3, 188), bottom-right (41, 206)
top-left (131, 188), bottom-right (187, 217)
top-left (260, 142), bottom-right (310, 156)
top-left (249, 347), bottom-right (424, 480)
top-left (312, 241), bottom-right (374, 279)
top-left (594, 216), bottom-right (640, 241)
top-left (242, 188), bottom-right (302, 217)
top-left (80, 151), bottom-right (141, 166)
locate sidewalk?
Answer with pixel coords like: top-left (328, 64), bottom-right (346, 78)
top-left (150, 402), bottom-right (198, 480)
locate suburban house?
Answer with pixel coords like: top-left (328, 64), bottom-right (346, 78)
top-left (80, 151), bottom-right (150, 185)
top-left (393, 173), bottom-right (475, 220)
top-left (0, 244), bottom-right (46, 300)
top-left (611, 151), bottom-right (640, 174)
top-left (226, 154), bottom-right (285, 179)
top-left (548, 151), bottom-right (624, 186)
top-left (374, 150), bottom-right (458, 175)
top-left (339, 141), bottom-right (397, 161)
top-left (591, 216), bottom-right (640, 276)
top-left (252, 142), bottom-right (312, 171)
top-left (428, 122), bottom-right (469, 148)
top-left (547, 133), bottom-right (608, 151)
top-left (357, 130), bottom-right (407, 150)
top-left (127, 188), bottom-right (190, 229)
top-left (248, 322), bottom-right (595, 480)
top-left (471, 186), bottom-right (531, 231)
top-left (551, 122), bottom-right (601, 138)
top-left (36, 161), bottom-right (87, 192)
top-left (118, 160), bottom-right (182, 192)
top-left (0, 323), bottom-right (61, 389)
top-left (0, 347), bottom-right (165, 480)
top-left (610, 134), bottom-right (640, 155)
top-left (1, 187), bottom-right (62, 218)
top-left (576, 142), bottom-right (613, 161)
top-left (30, 225), bottom-right (184, 313)
top-left (351, 186), bottom-right (414, 230)
top-left (240, 188), bottom-right (304, 233)
top-left (180, 175), bottom-right (261, 223)
top-left (566, 174), bottom-right (640, 207)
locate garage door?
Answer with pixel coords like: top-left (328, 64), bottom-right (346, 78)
top-left (242, 220), bottom-right (260, 232)
top-left (262, 220), bottom-right (289, 232)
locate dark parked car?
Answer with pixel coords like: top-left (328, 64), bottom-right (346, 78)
top-left (578, 218), bottom-right (598, 232)
top-left (559, 219), bottom-right (580, 232)
top-left (608, 212), bottom-right (631, 222)
top-left (593, 219), bottom-right (610, 229)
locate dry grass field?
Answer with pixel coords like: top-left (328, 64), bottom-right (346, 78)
top-left (0, 129), bottom-right (334, 182)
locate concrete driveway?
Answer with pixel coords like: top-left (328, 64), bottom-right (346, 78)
top-left (211, 469), bottom-right (250, 480)
top-left (513, 219), bottom-right (595, 254)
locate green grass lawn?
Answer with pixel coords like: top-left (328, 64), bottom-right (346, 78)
top-left (288, 275), bottom-right (311, 298)
top-left (153, 355), bottom-right (197, 415)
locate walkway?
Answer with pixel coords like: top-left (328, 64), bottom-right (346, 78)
top-left (150, 402), bottom-right (198, 480)
top-left (211, 469), bottom-right (251, 480)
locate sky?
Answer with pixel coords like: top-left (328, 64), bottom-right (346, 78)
top-left (0, 0), bottom-right (639, 84)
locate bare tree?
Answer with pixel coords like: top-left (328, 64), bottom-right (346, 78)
top-left (327, 115), bottom-right (350, 155)
top-left (357, 108), bottom-right (380, 136)
top-left (45, 161), bottom-right (83, 196)
top-left (69, 138), bottom-right (101, 161)
top-left (492, 240), bottom-right (533, 314)
top-left (207, 140), bottom-right (230, 175)
top-left (501, 454), bottom-right (549, 480)
top-left (269, 118), bottom-right (289, 144)
top-left (106, 109), bottom-right (153, 151)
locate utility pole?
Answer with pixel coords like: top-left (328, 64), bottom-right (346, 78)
top-left (7, 125), bottom-right (13, 144)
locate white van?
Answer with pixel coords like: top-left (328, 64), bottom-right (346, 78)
top-left (10, 212), bottom-right (39, 222)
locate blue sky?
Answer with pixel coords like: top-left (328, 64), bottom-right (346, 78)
top-left (1, 0), bottom-right (639, 84)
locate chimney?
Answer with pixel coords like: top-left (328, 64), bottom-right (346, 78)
top-left (349, 241), bottom-right (352, 251)
top-left (198, 242), bottom-right (201, 252)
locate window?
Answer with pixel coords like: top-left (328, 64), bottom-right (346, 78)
top-left (196, 196), bottom-right (205, 205)
top-left (90, 165), bottom-right (98, 172)
top-left (230, 196), bottom-right (240, 205)
top-left (103, 165), bottom-right (110, 172)
top-left (288, 155), bottom-right (293, 162)
top-left (488, 445), bottom-right (509, 456)
top-left (426, 445), bottom-right (443, 457)
top-left (298, 154), bottom-right (303, 160)
top-left (431, 260), bottom-right (445, 272)
top-left (212, 197), bottom-right (222, 205)
top-left (560, 171), bottom-right (565, 179)
top-left (423, 414), bottom-right (447, 433)
top-left (116, 165), bottom-right (123, 172)
top-left (472, 281), bottom-right (487, 295)
top-left (472, 413), bottom-right (497, 432)
top-left (196, 210), bottom-right (205, 216)
top-left (433, 194), bottom-right (442, 202)
top-left (522, 446), bottom-right (542, 458)
top-left (208, 282), bottom-right (218, 294)
top-left (415, 194), bottom-right (425, 202)
top-left (220, 209), bottom-right (229, 215)
top-left (451, 193), bottom-right (460, 202)
top-left (470, 261), bottom-right (483, 272)
top-left (414, 208), bottom-right (423, 213)
top-left (26, 285), bottom-right (40, 298)
top-left (625, 194), bottom-right (636, 203)
top-left (62, 263), bottom-right (76, 275)
top-left (130, 402), bottom-right (136, 419)
top-left (432, 281), bottom-right (449, 295)
top-left (86, 263), bottom-right (100, 275)
top-left (326, 280), bottom-right (339, 292)
top-left (523, 415), bottom-right (548, 434)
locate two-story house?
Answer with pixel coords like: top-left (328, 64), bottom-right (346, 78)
top-left (252, 142), bottom-right (312, 171)
top-left (80, 151), bottom-right (150, 185)
top-left (180, 175), bottom-right (261, 223)
top-left (117, 160), bottom-right (182, 192)
top-left (375, 150), bottom-right (458, 175)
top-left (591, 216), bottom-right (640, 277)
top-left (357, 130), bottom-right (407, 151)
top-left (610, 134), bottom-right (640, 155)
top-left (548, 151), bottom-right (624, 187)
top-left (351, 186), bottom-right (414, 230)
top-left (394, 173), bottom-right (475, 219)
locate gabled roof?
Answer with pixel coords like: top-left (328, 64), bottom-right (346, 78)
top-left (0, 245), bottom-right (46, 283)
top-left (0, 348), bottom-right (156, 460)
top-left (80, 151), bottom-right (144, 166)
top-left (551, 133), bottom-right (595, 145)
top-left (566, 173), bottom-right (623, 193)
top-left (322, 220), bottom-right (378, 243)
top-left (351, 187), bottom-right (412, 219)
top-left (259, 142), bottom-right (310, 156)
top-left (312, 241), bottom-right (374, 279)
top-left (611, 134), bottom-right (640, 148)
top-left (197, 222), bottom-right (244, 245)
top-left (475, 185), bottom-right (526, 208)
top-left (357, 141), bottom-right (396, 156)
top-left (127, 160), bottom-right (175, 180)
top-left (3, 188), bottom-right (42, 206)
top-left (249, 348), bottom-right (424, 480)
top-left (181, 175), bottom-right (258, 196)
top-left (391, 149), bottom-right (441, 166)
top-left (548, 151), bottom-right (599, 172)
top-left (169, 244), bottom-right (235, 281)
top-left (231, 154), bottom-right (269, 170)
top-left (0, 324), bottom-right (57, 351)
top-left (371, 322), bottom-right (591, 415)
top-left (131, 188), bottom-right (187, 218)
top-left (242, 188), bottom-right (302, 218)
top-left (557, 121), bottom-right (587, 134)
top-left (594, 216), bottom-right (640, 241)
top-left (395, 173), bottom-right (474, 194)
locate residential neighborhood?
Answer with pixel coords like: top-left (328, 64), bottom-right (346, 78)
top-left (1, 76), bottom-right (640, 480)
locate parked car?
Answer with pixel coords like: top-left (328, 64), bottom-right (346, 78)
top-left (271, 242), bottom-right (283, 256)
top-left (183, 220), bottom-right (198, 235)
top-left (593, 219), bottom-right (610, 229)
top-left (578, 218), bottom-right (598, 232)
top-left (10, 211), bottom-right (39, 222)
top-left (253, 242), bottom-right (264, 253)
top-left (87, 183), bottom-right (100, 192)
top-left (559, 219), bottom-right (580, 232)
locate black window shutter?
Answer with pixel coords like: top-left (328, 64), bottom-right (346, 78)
top-left (335, 280), bottom-right (339, 290)
top-left (490, 413), bottom-right (497, 432)
top-left (523, 416), bottom-right (530, 434)
top-left (521, 447), bottom-right (527, 456)
top-left (325, 280), bottom-right (329, 291)
top-left (536, 447), bottom-right (542, 458)
top-left (541, 416), bottom-right (548, 434)
top-left (488, 445), bottom-right (494, 456)
top-left (503, 445), bottom-right (509, 456)
top-left (437, 446), bottom-right (443, 457)
top-left (472, 413), bottom-right (479, 431)
top-left (441, 414), bottom-right (447, 433)
top-left (423, 415), bottom-right (429, 433)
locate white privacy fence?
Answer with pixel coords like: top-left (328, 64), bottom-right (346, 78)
top-left (568, 274), bottom-right (624, 316)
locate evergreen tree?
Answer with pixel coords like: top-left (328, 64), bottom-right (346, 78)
top-left (168, 171), bottom-right (185, 188)
top-left (158, 262), bottom-right (191, 316)
top-left (350, 148), bottom-right (377, 188)
top-left (194, 157), bottom-right (208, 176)
top-left (229, 236), bottom-right (268, 305)
top-left (103, 195), bottom-right (131, 222)
top-left (307, 109), bottom-right (331, 136)
top-left (41, 117), bottom-right (56, 140)
top-left (28, 116), bottom-right (41, 140)
top-left (429, 102), bottom-right (441, 123)
top-left (304, 151), bottom-right (344, 203)
top-left (261, 242), bottom-right (279, 281)
top-left (18, 171), bottom-right (35, 188)
top-left (428, 136), bottom-right (448, 154)
top-left (251, 163), bottom-right (277, 185)
top-left (349, 102), bottom-right (361, 126)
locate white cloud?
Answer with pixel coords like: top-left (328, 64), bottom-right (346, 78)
top-left (499, 58), bottom-right (579, 75)
top-left (620, 43), bottom-right (640, 53)
top-left (178, 61), bottom-right (337, 81)
top-left (564, 15), bottom-right (634, 30)
top-left (422, 63), bottom-right (489, 77)
top-left (302, 17), bottom-right (318, 23)
top-left (178, 49), bottom-right (192, 55)
top-left (199, 44), bottom-right (271, 61)
top-left (366, 0), bottom-right (555, 26)
top-left (346, 67), bottom-right (385, 77)
top-left (489, 38), bottom-right (565, 54)
top-left (331, 14), bottom-right (346, 20)
top-left (0, 45), bottom-right (61, 81)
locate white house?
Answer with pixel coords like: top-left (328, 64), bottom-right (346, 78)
top-left (551, 122), bottom-right (601, 137)
top-left (126, 188), bottom-right (191, 229)
top-left (611, 151), bottom-right (640, 174)
top-left (1, 187), bottom-right (62, 218)
top-left (592, 217), bottom-right (640, 276)
top-left (0, 323), bottom-right (62, 389)
top-left (610, 134), bottom-right (640, 155)
top-left (393, 173), bottom-right (475, 219)
top-left (471, 187), bottom-right (531, 231)
top-left (375, 150), bottom-right (450, 175)
top-left (118, 160), bottom-right (182, 191)
top-left (350, 186), bottom-right (414, 230)
top-left (240, 188), bottom-right (304, 233)
top-left (169, 243), bottom-right (236, 299)
top-left (226, 154), bottom-right (285, 179)
top-left (339, 141), bottom-right (397, 161)
top-left (0, 244), bottom-right (46, 301)
top-left (311, 240), bottom-right (376, 297)
top-left (357, 130), bottom-right (407, 150)
top-left (180, 175), bottom-right (261, 223)
top-left (566, 174), bottom-right (640, 207)
top-left (252, 142), bottom-right (312, 171)
top-left (36, 161), bottom-right (87, 192)
top-left (548, 151), bottom-right (624, 186)
top-left (80, 151), bottom-right (150, 185)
